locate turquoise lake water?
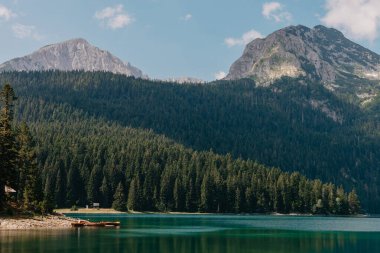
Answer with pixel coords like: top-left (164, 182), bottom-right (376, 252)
top-left (1, 214), bottom-right (380, 253)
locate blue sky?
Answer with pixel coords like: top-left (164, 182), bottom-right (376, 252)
top-left (1, 0), bottom-right (380, 81)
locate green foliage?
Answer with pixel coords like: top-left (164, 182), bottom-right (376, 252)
top-left (0, 84), bottom-right (46, 213)
top-left (100, 176), bottom-right (111, 208)
top-left (113, 182), bottom-right (127, 211)
top-left (40, 198), bottom-right (54, 215)
top-left (127, 179), bottom-right (138, 211)
top-left (19, 123), bottom-right (43, 212)
top-left (0, 72), bottom-right (368, 214)
top-left (0, 84), bottom-right (18, 208)
top-left (348, 189), bottom-right (361, 215)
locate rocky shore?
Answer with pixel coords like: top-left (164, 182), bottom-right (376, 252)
top-left (0, 215), bottom-right (77, 230)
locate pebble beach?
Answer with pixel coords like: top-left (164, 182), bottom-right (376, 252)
top-left (0, 215), bottom-right (77, 230)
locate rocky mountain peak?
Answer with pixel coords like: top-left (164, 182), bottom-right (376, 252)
top-left (0, 38), bottom-right (145, 78)
top-left (225, 25), bottom-right (380, 103)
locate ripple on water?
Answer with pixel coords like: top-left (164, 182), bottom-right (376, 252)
top-left (217, 216), bottom-right (380, 232)
top-left (108, 226), bottom-right (226, 237)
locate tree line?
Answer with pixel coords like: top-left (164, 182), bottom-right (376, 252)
top-left (0, 82), bottom-right (361, 215)
top-left (0, 71), bottom-right (376, 212)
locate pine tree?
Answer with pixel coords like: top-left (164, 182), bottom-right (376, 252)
top-left (18, 123), bottom-right (42, 211)
top-left (159, 172), bottom-right (173, 211)
top-left (99, 176), bottom-right (110, 208)
top-left (234, 187), bottom-right (242, 213)
top-left (112, 182), bottom-right (126, 211)
top-left (327, 184), bottom-right (336, 214)
top-left (54, 161), bottom-right (67, 208)
top-left (127, 178), bottom-right (138, 211)
top-left (348, 189), bottom-right (360, 214)
top-left (66, 165), bottom-right (81, 207)
top-left (245, 187), bottom-right (256, 213)
top-left (87, 165), bottom-right (102, 204)
top-left (0, 84), bottom-right (17, 208)
top-left (185, 178), bottom-right (195, 212)
top-left (173, 178), bottom-right (184, 211)
top-left (336, 186), bottom-right (348, 214)
top-left (200, 174), bottom-right (211, 212)
top-left (41, 171), bottom-right (55, 214)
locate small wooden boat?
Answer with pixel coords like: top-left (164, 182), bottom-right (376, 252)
top-left (71, 220), bottom-right (120, 228)
top-left (84, 222), bottom-right (106, 227)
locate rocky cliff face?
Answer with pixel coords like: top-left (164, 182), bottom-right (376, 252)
top-left (226, 25), bottom-right (380, 103)
top-left (0, 38), bottom-right (144, 78)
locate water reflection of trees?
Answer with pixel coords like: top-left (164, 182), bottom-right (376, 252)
top-left (1, 228), bottom-right (379, 253)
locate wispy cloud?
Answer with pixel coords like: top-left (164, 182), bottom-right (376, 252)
top-left (12, 23), bottom-right (43, 40)
top-left (262, 2), bottom-right (292, 23)
top-left (225, 29), bottom-right (263, 47)
top-left (321, 0), bottom-right (380, 41)
top-left (214, 71), bottom-right (227, 80)
top-left (95, 4), bottom-right (134, 30)
top-left (0, 4), bottom-right (16, 21)
top-left (0, 4), bottom-right (43, 41)
top-left (181, 14), bottom-right (192, 21)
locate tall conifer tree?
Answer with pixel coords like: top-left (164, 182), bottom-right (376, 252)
top-left (0, 84), bottom-right (17, 208)
top-left (18, 123), bottom-right (42, 210)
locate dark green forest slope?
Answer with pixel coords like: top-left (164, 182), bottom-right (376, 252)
top-left (0, 71), bottom-right (374, 212)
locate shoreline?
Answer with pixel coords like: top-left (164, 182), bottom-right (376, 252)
top-left (0, 215), bottom-right (78, 230)
top-left (56, 208), bottom-right (368, 217)
top-left (55, 208), bottom-right (125, 214)
top-left (55, 208), bottom-right (211, 215)
top-left (0, 209), bottom-right (369, 230)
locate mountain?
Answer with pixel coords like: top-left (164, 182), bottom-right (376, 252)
top-left (226, 25), bottom-right (380, 104)
top-left (1, 25), bottom-right (379, 213)
top-left (0, 38), bottom-right (145, 78)
top-left (1, 71), bottom-right (379, 212)
top-left (0, 71), bottom-right (359, 215)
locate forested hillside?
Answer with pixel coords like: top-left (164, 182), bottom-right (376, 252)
top-left (0, 71), bottom-right (374, 212)
top-left (15, 101), bottom-right (360, 214)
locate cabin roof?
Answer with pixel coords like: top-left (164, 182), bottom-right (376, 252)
top-left (5, 186), bottom-right (16, 193)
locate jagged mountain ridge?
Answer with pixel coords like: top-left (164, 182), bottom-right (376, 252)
top-left (0, 38), bottom-right (145, 78)
top-left (226, 25), bottom-right (380, 104)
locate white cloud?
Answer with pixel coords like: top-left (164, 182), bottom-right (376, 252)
top-left (0, 4), bottom-right (16, 21)
top-left (181, 14), bottom-right (192, 21)
top-left (262, 2), bottom-right (292, 22)
top-left (321, 0), bottom-right (380, 41)
top-left (262, 2), bottom-right (281, 17)
top-left (225, 29), bottom-right (263, 47)
top-left (12, 23), bottom-right (43, 40)
top-left (95, 4), bottom-right (134, 30)
top-left (214, 71), bottom-right (227, 80)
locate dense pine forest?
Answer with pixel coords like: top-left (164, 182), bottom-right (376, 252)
top-left (0, 84), bottom-right (46, 214)
top-left (0, 71), bottom-right (370, 214)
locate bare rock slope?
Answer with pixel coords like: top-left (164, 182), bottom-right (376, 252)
top-left (226, 25), bottom-right (380, 103)
top-left (0, 38), bottom-right (144, 78)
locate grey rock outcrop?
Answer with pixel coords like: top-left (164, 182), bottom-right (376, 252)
top-left (0, 38), bottom-right (145, 78)
top-left (226, 25), bottom-right (380, 103)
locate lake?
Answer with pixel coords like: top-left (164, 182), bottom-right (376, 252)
top-left (1, 214), bottom-right (380, 253)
